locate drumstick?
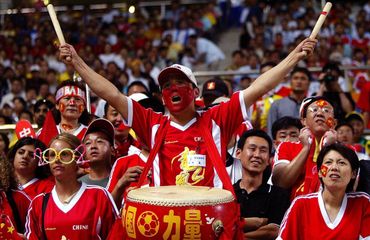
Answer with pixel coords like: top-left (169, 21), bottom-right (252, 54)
top-left (304, 2), bottom-right (332, 55)
top-left (43, 0), bottom-right (71, 61)
top-left (309, 2), bottom-right (332, 39)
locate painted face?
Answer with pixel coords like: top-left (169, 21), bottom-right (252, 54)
top-left (162, 79), bottom-right (195, 113)
top-left (303, 100), bottom-right (335, 135)
top-left (319, 150), bottom-right (355, 191)
top-left (57, 96), bottom-right (85, 119)
top-left (237, 136), bottom-right (270, 174)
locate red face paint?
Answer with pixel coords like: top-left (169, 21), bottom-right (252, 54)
top-left (162, 85), bottom-right (195, 113)
top-left (58, 102), bottom-right (66, 113)
top-left (78, 105), bottom-right (84, 114)
top-left (326, 117), bottom-right (335, 128)
top-left (316, 99), bottom-right (328, 108)
top-left (320, 165), bottom-right (328, 177)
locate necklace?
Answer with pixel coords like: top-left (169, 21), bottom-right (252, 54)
top-left (60, 123), bottom-right (80, 133)
top-left (61, 189), bottom-right (79, 204)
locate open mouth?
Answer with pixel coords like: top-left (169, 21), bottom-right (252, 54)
top-left (329, 173), bottom-right (340, 179)
top-left (171, 95), bottom-right (181, 103)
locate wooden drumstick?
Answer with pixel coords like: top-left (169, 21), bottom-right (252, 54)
top-left (309, 2), bottom-right (332, 39)
top-left (43, 0), bottom-right (71, 61)
top-left (303, 2), bottom-right (332, 56)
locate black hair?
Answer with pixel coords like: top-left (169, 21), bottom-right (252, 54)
top-left (104, 102), bottom-right (110, 116)
top-left (0, 133), bottom-right (10, 154)
top-left (260, 61), bottom-right (276, 71)
top-left (33, 99), bottom-right (54, 112)
top-left (127, 80), bottom-right (149, 94)
top-left (232, 50), bottom-right (244, 58)
top-left (335, 122), bottom-right (354, 133)
top-left (13, 96), bottom-right (27, 109)
top-left (322, 61), bottom-right (341, 75)
top-left (271, 116), bottom-right (303, 140)
top-left (237, 129), bottom-right (273, 155)
top-left (7, 137), bottom-right (50, 179)
top-left (291, 67), bottom-right (311, 81)
top-left (317, 143), bottom-right (359, 192)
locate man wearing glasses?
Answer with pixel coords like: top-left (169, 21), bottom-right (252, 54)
top-left (272, 96), bottom-right (337, 200)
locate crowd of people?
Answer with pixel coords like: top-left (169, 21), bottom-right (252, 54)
top-left (0, 0), bottom-right (370, 239)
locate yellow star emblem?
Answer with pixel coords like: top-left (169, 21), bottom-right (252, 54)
top-left (7, 226), bottom-right (14, 234)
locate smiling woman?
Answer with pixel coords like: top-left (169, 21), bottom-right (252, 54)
top-left (277, 143), bottom-right (370, 240)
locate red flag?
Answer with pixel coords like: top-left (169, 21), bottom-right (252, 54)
top-left (0, 214), bottom-right (22, 240)
top-left (37, 110), bottom-right (59, 146)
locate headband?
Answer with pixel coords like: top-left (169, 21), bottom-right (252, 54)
top-left (55, 86), bottom-right (86, 103)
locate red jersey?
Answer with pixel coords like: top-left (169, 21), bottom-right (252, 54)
top-left (277, 191), bottom-right (370, 240)
top-left (37, 124), bottom-right (87, 142)
top-left (20, 177), bottom-right (55, 200)
top-left (0, 189), bottom-right (30, 233)
top-left (106, 153), bottom-right (146, 194)
top-left (56, 124), bottom-right (87, 141)
top-left (125, 92), bottom-right (248, 188)
top-left (273, 141), bottom-right (322, 200)
top-left (25, 183), bottom-right (118, 240)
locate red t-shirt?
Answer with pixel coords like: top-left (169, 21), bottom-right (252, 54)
top-left (21, 177), bottom-right (54, 200)
top-left (277, 192), bottom-right (370, 239)
top-left (25, 183), bottom-right (118, 240)
top-left (124, 92), bottom-right (248, 188)
top-left (106, 154), bottom-right (146, 194)
top-left (273, 141), bottom-right (321, 200)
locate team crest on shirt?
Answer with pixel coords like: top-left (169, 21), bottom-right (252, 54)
top-left (172, 147), bottom-right (205, 185)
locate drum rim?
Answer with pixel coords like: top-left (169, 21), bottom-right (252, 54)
top-left (126, 186), bottom-right (235, 206)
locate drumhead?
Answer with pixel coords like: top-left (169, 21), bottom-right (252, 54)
top-left (127, 186), bottom-right (235, 206)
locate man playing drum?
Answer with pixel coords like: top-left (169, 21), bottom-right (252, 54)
top-left (59, 38), bottom-right (316, 188)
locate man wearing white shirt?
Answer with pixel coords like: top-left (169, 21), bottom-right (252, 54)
top-left (188, 34), bottom-right (225, 70)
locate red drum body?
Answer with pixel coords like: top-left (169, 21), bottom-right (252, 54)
top-left (122, 186), bottom-right (239, 240)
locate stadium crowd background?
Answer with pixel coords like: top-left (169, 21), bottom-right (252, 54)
top-left (0, 0), bottom-right (370, 145)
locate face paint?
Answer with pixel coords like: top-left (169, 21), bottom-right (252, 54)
top-left (162, 85), bottom-right (195, 113)
top-left (61, 124), bottom-right (73, 131)
top-left (58, 102), bottom-right (66, 113)
top-left (316, 99), bottom-right (328, 108)
top-left (78, 105), bottom-right (84, 114)
top-left (320, 165), bottom-right (328, 177)
top-left (326, 117), bottom-right (335, 128)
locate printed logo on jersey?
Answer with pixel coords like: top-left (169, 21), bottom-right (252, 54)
top-left (171, 147), bottom-right (205, 185)
top-left (72, 225), bottom-right (89, 230)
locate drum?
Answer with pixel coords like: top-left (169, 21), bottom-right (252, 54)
top-left (122, 186), bottom-right (240, 240)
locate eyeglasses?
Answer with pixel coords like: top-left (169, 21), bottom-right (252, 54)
top-left (307, 106), bottom-right (334, 114)
top-left (34, 144), bottom-right (87, 166)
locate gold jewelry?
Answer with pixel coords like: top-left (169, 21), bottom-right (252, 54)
top-left (61, 189), bottom-right (79, 204)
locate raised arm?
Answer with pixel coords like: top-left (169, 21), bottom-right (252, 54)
top-left (272, 127), bottom-right (311, 188)
top-left (59, 44), bottom-right (129, 120)
top-left (242, 38), bottom-right (317, 108)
